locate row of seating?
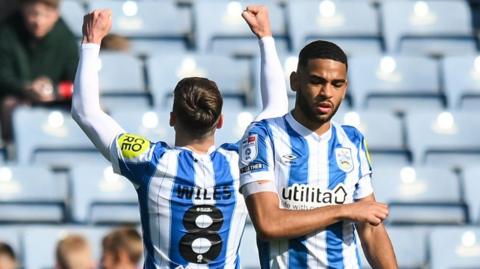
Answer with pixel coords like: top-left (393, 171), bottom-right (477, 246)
top-left (0, 224), bottom-right (479, 269)
top-left (11, 107), bottom-right (480, 168)
top-left (1, 157), bottom-right (480, 224)
top-left (93, 51), bottom-right (480, 111)
top-left (61, 0), bottom-right (479, 57)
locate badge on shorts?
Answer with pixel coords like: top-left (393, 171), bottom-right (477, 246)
top-left (241, 134), bottom-right (258, 165)
top-left (335, 147), bottom-right (353, 173)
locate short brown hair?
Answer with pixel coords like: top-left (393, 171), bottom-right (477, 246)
top-left (55, 234), bottom-right (90, 269)
top-left (0, 242), bottom-right (16, 260)
top-left (20, 0), bottom-right (60, 8)
top-left (102, 227), bottom-right (142, 264)
top-left (172, 77), bottom-right (223, 137)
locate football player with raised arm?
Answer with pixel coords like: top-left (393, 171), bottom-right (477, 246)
top-left (239, 5), bottom-right (398, 268)
top-left (72, 8), bottom-right (287, 268)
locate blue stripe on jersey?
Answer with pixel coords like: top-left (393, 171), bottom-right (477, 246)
top-left (327, 125), bottom-right (346, 268)
top-left (257, 239), bottom-right (271, 269)
top-left (285, 119), bottom-right (309, 268)
top-left (220, 142), bottom-right (239, 153)
top-left (169, 150), bottom-right (195, 268)
top-left (210, 151), bottom-right (236, 268)
top-left (130, 143), bottom-right (167, 269)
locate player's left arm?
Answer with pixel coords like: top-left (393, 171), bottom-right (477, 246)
top-left (355, 194), bottom-right (398, 269)
top-left (242, 5), bottom-right (288, 121)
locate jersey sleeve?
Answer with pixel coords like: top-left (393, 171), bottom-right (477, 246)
top-left (109, 133), bottom-right (164, 189)
top-left (353, 137), bottom-right (374, 200)
top-left (238, 121), bottom-right (275, 188)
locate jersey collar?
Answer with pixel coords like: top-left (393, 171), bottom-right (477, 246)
top-left (285, 112), bottom-right (333, 141)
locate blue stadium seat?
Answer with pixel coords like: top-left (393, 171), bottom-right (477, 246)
top-left (0, 227), bottom-right (22, 264)
top-left (382, 0), bottom-right (476, 56)
top-left (194, 0), bottom-right (288, 56)
top-left (60, 0), bottom-right (85, 37)
top-left (13, 107), bottom-right (101, 167)
top-left (0, 165), bottom-right (66, 223)
top-left (359, 226), bottom-right (428, 269)
top-left (430, 226), bottom-right (480, 269)
top-left (89, 0), bottom-right (190, 52)
top-left (442, 55), bottom-right (480, 110)
top-left (148, 53), bottom-right (251, 107)
top-left (98, 52), bottom-right (151, 109)
top-left (23, 226), bottom-right (111, 269)
top-left (110, 108), bottom-right (175, 146)
top-left (217, 107), bottom-right (259, 145)
top-left (239, 224), bottom-right (260, 269)
top-left (287, 0), bottom-right (382, 55)
top-left (405, 111), bottom-right (480, 167)
top-left (71, 165), bottom-right (139, 224)
top-left (463, 167), bottom-right (480, 223)
top-left (373, 165), bottom-right (466, 224)
top-left (333, 110), bottom-right (409, 165)
top-left (349, 55), bottom-right (442, 112)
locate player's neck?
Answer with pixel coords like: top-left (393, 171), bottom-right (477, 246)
top-left (175, 133), bottom-right (215, 154)
top-left (292, 108), bottom-right (331, 136)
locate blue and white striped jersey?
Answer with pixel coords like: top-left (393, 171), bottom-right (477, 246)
top-left (109, 133), bottom-right (248, 269)
top-left (239, 113), bottom-right (374, 269)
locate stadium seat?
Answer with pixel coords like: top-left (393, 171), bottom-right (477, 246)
top-left (71, 164), bottom-right (139, 224)
top-left (110, 108), bottom-right (176, 146)
top-left (442, 55), bottom-right (480, 110)
top-left (0, 165), bottom-right (66, 223)
top-left (430, 226), bottom-right (480, 269)
top-left (359, 226), bottom-right (428, 269)
top-left (13, 107), bottom-right (101, 167)
top-left (148, 53), bottom-right (251, 107)
top-left (348, 55), bottom-right (442, 112)
top-left (89, 0), bottom-right (191, 53)
top-left (333, 110), bottom-right (408, 165)
top-left (0, 227), bottom-right (22, 264)
top-left (287, 0), bottom-right (382, 55)
top-left (405, 111), bottom-right (480, 167)
top-left (217, 107), bottom-right (260, 145)
top-left (373, 165), bottom-right (466, 224)
top-left (98, 52), bottom-right (151, 109)
top-left (194, 0), bottom-right (288, 56)
top-left (23, 226), bottom-right (111, 269)
top-left (463, 167), bottom-right (480, 223)
top-left (60, 0), bottom-right (85, 37)
top-left (239, 224), bottom-right (260, 269)
top-left (382, 0), bottom-right (477, 56)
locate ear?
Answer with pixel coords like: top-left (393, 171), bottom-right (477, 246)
top-left (290, 71), bottom-right (299, 92)
top-left (169, 112), bottom-right (175, 127)
top-left (216, 114), bottom-right (224, 129)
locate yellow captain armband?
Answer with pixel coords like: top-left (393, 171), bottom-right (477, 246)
top-left (118, 133), bottom-right (151, 159)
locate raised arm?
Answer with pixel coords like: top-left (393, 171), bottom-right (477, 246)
top-left (242, 5), bottom-right (288, 121)
top-left (71, 9), bottom-right (124, 159)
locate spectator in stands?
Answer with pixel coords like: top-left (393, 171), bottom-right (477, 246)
top-left (0, 242), bottom-right (17, 269)
top-left (0, 0), bottom-right (78, 144)
top-left (55, 234), bottom-right (95, 269)
top-left (101, 227), bottom-right (142, 269)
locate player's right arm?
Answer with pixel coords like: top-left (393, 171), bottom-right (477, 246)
top-left (239, 122), bottom-right (389, 240)
top-left (71, 9), bottom-right (125, 160)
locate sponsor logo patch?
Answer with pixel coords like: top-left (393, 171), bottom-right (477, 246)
top-left (118, 133), bottom-right (150, 159)
top-left (240, 163), bottom-right (264, 174)
top-left (335, 147), bottom-right (354, 173)
top-left (241, 134), bottom-right (258, 164)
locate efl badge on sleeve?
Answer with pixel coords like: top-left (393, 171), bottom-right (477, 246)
top-left (241, 134), bottom-right (258, 165)
top-left (335, 147), bottom-right (354, 173)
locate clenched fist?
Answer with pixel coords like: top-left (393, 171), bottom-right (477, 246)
top-left (82, 9), bottom-right (112, 44)
top-left (242, 5), bottom-right (272, 39)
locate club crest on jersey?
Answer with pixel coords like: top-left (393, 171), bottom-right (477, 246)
top-left (335, 147), bottom-right (353, 172)
top-left (241, 134), bottom-right (258, 164)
